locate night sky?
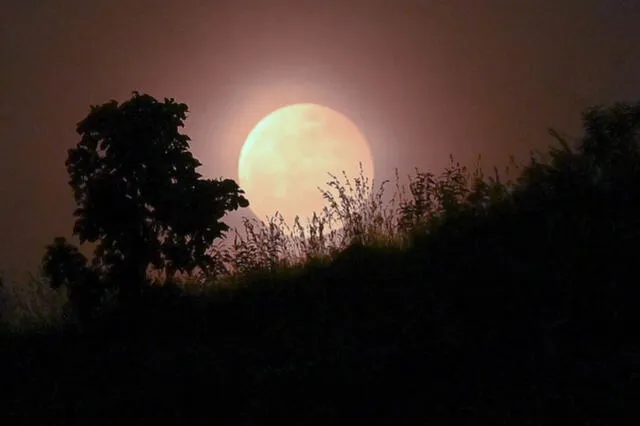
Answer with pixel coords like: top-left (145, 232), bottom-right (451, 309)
top-left (1, 0), bottom-right (639, 281)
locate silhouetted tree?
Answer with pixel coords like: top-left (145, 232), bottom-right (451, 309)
top-left (41, 237), bottom-right (88, 289)
top-left (41, 237), bottom-right (105, 320)
top-left (65, 92), bottom-right (248, 302)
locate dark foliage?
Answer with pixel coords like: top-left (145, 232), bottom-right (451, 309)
top-left (0, 273), bottom-right (5, 320)
top-left (40, 237), bottom-right (106, 321)
top-left (3, 101), bottom-right (640, 425)
top-left (43, 92), bottom-right (248, 309)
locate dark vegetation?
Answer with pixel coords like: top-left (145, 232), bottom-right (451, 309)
top-left (1, 94), bottom-right (639, 424)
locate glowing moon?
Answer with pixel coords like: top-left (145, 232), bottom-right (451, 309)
top-left (238, 103), bottom-right (375, 226)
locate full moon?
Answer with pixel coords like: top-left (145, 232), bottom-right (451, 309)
top-left (238, 103), bottom-right (375, 227)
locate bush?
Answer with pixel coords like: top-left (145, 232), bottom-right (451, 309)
top-left (0, 272), bottom-right (68, 332)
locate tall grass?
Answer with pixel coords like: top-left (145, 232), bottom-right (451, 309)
top-left (0, 155), bottom-right (519, 329)
top-left (0, 271), bottom-right (68, 332)
top-left (211, 156), bottom-right (519, 280)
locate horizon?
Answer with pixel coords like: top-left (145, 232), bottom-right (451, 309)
top-left (1, 0), bottom-right (639, 281)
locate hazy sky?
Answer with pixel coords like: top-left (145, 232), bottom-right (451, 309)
top-left (1, 0), bottom-right (639, 280)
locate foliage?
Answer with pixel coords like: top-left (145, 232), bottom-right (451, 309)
top-left (4, 100), bottom-right (640, 424)
top-left (215, 164), bottom-right (401, 275)
top-left (40, 237), bottom-right (108, 322)
top-left (60, 92), bottom-right (248, 304)
top-left (0, 272), bottom-right (5, 319)
top-left (41, 237), bottom-right (89, 290)
top-left (0, 272), bottom-right (68, 332)
top-left (216, 156), bottom-right (517, 276)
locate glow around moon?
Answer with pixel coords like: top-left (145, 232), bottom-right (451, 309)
top-left (238, 103), bottom-right (374, 227)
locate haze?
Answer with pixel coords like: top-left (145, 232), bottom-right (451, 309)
top-left (1, 0), bottom-right (639, 281)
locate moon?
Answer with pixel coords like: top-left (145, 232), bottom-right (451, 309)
top-left (238, 103), bottom-right (375, 227)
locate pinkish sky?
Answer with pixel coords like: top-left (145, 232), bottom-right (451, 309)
top-left (1, 0), bottom-right (639, 280)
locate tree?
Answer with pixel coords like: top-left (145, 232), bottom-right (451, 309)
top-left (65, 92), bottom-right (248, 301)
top-left (41, 237), bottom-right (88, 290)
top-left (41, 236), bottom-right (105, 320)
top-left (579, 102), bottom-right (640, 194)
